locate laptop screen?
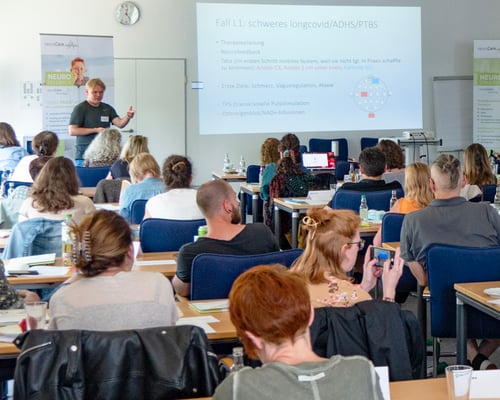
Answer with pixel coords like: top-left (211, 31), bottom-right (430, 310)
top-left (302, 152), bottom-right (335, 169)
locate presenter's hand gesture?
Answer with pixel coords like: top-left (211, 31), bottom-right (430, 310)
top-left (127, 106), bottom-right (135, 119)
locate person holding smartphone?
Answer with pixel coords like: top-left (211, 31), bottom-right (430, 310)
top-left (290, 207), bottom-right (403, 307)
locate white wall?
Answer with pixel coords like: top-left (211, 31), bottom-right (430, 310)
top-left (2, 0), bottom-right (500, 184)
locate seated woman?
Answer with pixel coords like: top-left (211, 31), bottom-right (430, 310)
top-left (213, 265), bottom-right (383, 400)
top-left (259, 137), bottom-right (280, 203)
top-left (18, 157), bottom-right (95, 223)
top-left (107, 134), bottom-right (149, 180)
top-left (11, 130), bottom-right (59, 183)
top-left (119, 153), bottom-right (165, 222)
top-left (377, 139), bottom-right (406, 188)
top-left (83, 128), bottom-right (121, 167)
top-left (372, 162), bottom-right (433, 247)
top-left (0, 122), bottom-right (27, 172)
top-left (290, 207), bottom-right (403, 307)
top-left (461, 143), bottom-right (497, 200)
top-left (144, 155), bottom-right (203, 220)
top-left (48, 210), bottom-right (178, 330)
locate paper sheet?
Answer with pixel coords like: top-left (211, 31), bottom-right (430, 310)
top-left (470, 370), bottom-right (500, 398)
top-left (134, 260), bottom-right (176, 266)
top-left (0, 310), bottom-right (25, 325)
top-left (31, 266), bottom-right (70, 276)
top-left (5, 253), bottom-right (56, 270)
top-left (375, 366), bottom-right (391, 400)
top-left (176, 316), bottom-right (220, 334)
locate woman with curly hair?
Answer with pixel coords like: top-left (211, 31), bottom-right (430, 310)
top-left (377, 139), bottom-right (405, 188)
top-left (83, 128), bottom-right (121, 167)
top-left (18, 156), bottom-right (95, 222)
top-left (259, 137), bottom-right (280, 202)
top-left (290, 207), bottom-right (403, 307)
top-left (144, 154), bottom-right (203, 220)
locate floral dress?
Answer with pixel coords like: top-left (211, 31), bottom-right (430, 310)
top-left (308, 275), bottom-right (372, 308)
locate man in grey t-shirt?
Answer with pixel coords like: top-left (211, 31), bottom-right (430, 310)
top-left (400, 153), bottom-right (500, 369)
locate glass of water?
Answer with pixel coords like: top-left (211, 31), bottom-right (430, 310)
top-left (24, 301), bottom-right (48, 330)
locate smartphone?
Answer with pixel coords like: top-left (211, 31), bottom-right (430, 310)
top-left (370, 247), bottom-right (395, 268)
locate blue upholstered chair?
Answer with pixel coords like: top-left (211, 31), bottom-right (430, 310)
top-left (334, 160), bottom-right (358, 181)
top-left (190, 249), bottom-right (303, 300)
top-left (299, 144), bottom-right (308, 154)
top-left (76, 166), bottom-right (109, 187)
top-left (139, 218), bottom-right (206, 252)
top-left (360, 137), bottom-right (379, 150)
top-left (309, 138), bottom-right (349, 161)
top-left (245, 164), bottom-right (262, 220)
top-left (2, 218), bottom-right (63, 259)
top-left (426, 244), bottom-right (500, 377)
top-left (130, 199), bottom-right (147, 224)
top-left (482, 184), bottom-right (496, 203)
top-left (331, 188), bottom-right (404, 212)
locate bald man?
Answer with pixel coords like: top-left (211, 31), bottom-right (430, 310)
top-left (173, 180), bottom-right (279, 297)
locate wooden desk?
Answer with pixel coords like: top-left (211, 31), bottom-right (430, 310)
top-left (455, 281), bottom-right (500, 364)
top-left (239, 183), bottom-right (261, 224)
top-left (134, 251), bottom-right (178, 278)
top-left (274, 198), bottom-right (380, 248)
top-left (382, 241), bottom-right (400, 251)
top-left (211, 171), bottom-right (246, 182)
top-left (177, 300), bottom-right (236, 342)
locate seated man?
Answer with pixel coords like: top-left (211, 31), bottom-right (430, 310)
top-left (213, 265), bottom-right (383, 400)
top-left (339, 147), bottom-right (402, 192)
top-left (401, 153), bottom-right (500, 369)
top-left (172, 180), bottom-right (280, 297)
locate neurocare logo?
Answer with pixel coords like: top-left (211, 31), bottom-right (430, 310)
top-left (44, 40), bottom-right (78, 50)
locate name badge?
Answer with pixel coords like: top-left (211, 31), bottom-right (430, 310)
top-left (101, 116), bottom-right (109, 123)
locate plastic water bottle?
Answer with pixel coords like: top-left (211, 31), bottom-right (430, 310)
top-left (61, 214), bottom-right (74, 266)
top-left (359, 195), bottom-right (368, 223)
top-left (6, 182), bottom-right (14, 198)
top-left (239, 155), bottom-right (246, 174)
top-left (349, 163), bottom-right (355, 183)
top-left (223, 153), bottom-right (231, 172)
top-left (230, 347), bottom-right (245, 372)
top-left (259, 165), bottom-right (264, 186)
top-left (389, 190), bottom-right (397, 209)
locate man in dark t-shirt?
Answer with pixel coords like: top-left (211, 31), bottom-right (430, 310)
top-left (173, 180), bottom-right (280, 297)
top-left (68, 78), bottom-right (135, 161)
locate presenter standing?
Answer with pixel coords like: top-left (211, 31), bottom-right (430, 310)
top-left (68, 78), bottom-right (135, 165)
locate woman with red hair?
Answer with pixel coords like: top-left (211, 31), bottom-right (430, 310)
top-left (213, 265), bottom-right (383, 400)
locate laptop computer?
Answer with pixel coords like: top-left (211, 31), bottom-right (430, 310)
top-left (302, 152), bottom-right (336, 171)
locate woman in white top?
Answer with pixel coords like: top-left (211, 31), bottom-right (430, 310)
top-left (18, 156), bottom-right (95, 222)
top-left (49, 210), bottom-right (178, 331)
top-left (144, 154), bottom-right (203, 220)
top-left (11, 130), bottom-right (59, 183)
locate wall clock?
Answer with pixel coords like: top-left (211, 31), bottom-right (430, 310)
top-left (115, 2), bottom-right (140, 25)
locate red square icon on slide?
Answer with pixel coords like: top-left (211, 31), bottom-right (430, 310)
top-left (368, 113), bottom-right (375, 118)
top-left (360, 91), bottom-right (368, 97)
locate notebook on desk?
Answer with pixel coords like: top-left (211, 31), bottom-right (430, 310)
top-left (302, 152), bottom-right (335, 171)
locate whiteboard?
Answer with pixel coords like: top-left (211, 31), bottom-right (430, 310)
top-left (432, 76), bottom-right (473, 150)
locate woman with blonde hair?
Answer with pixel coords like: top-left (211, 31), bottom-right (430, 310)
top-left (461, 143), bottom-right (496, 200)
top-left (108, 134), bottom-right (149, 179)
top-left (48, 210), bottom-right (178, 330)
top-left (18, 156), bottom-right (95, 222)
top-left (83, 128), bottom-right (121, 167)
top-left (144, 154), bottom-right (203, 220)
top-left (373, 162), bottom-right (433, 246)
top-left (0, 122), bottom-right (26, 171)
top-left (290, 207), bottom-right (403, 307)
top-left (119, 153), bottom-right (165, 221)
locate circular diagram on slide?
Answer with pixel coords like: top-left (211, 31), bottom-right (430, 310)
top-left (350, 76), bottom-right (391, 115)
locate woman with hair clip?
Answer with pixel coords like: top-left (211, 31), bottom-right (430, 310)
top-left (48, 210), bottom-right (178, 330)
top-left (11, 130), bottom-right (59, 183)
top-left (144, 154), bottom-right (203, 220)
top-left (18, 156), bottom-right (95, 222)
top-left (290, 207), bottom-right (403, 307)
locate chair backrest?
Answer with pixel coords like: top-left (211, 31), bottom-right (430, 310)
top-left (14, 325), bottom-right (220, 400)
top-left (139, 218), bottom-right (206, 252)
top-left (246, 164), bottom-right (260, 183)
top-left (334, 160), bottom-right (359, 181)
top-left (299, 144), bottom-right (308, 154)
top-left (482, 184), bottom-right (496, 203)
top-left (381, 213), bottom-right (405, 242)
top-left (309, 138), bottom-right (348, 161)
top-left (76, 166), bottom-right (110, 187)
top-left (93, 178), bottom-right (124, 203)
top-left (2, 218), bottom-right (63, 259)
top-left (331, 188), bottom-right (404, 212)
top-left (130, 199), bottom-right (147, 224)
top-left (3, 181), bottom-right (32, 197)
top-left (190, 249), bottom-right (303, 300)
top-left (426, 244), bottom-right (500, 339)
top-left (360, 137), bottom-right (379, 150)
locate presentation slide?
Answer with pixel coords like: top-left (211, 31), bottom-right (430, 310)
top-left (196, 3), bottom-right (422, 135)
